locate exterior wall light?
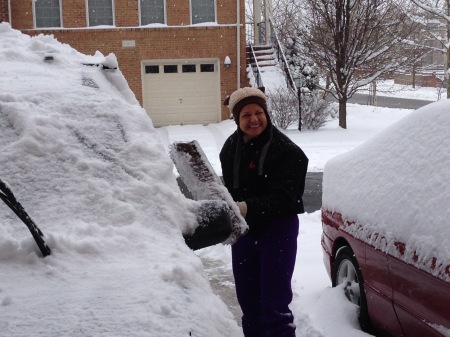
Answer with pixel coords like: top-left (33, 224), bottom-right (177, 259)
top-left (224, 56), bottom-right (231, 69)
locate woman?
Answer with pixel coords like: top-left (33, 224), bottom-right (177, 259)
top-left (220, 87), bottom-right (308, 337)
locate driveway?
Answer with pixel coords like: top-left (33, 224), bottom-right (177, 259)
top-left (349, 93), bottom-right (434, 110)
top-left (304, 172), bottom-right (323, 213)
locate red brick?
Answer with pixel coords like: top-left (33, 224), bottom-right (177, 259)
top-left (9, 0), bottom-right (247, 122)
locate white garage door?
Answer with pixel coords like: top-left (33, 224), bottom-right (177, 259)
top-left (142, 59), bottom-right (220, 127)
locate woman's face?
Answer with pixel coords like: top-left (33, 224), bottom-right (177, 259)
top-left (239, 103), bottom-right (268, 142)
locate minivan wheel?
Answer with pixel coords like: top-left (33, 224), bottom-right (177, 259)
top-left (332, 246), bottom-right (372, 332)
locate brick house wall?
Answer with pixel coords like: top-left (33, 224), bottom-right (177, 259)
top-left (9, 0), bottom-right (247, 123)
top-left (0, 0), bottom-right (9, 22)
top-left (394, 72), bottom-right (445, 88)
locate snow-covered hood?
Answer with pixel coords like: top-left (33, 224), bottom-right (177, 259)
top-left (0, 23), bottom-right (241, 337)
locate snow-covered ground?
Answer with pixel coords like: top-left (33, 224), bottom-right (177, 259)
top-left (156, 105), bottom-right (418, 337)
top-left (156, 51), bottom-right (448, 336)
top-left (0, 23), bottom-right (447, 336)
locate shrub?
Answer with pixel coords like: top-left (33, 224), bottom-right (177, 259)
top-left (268, 86), bottom-right (332, 130)
top-left (267, 86), bottom-right (298, 129)
top-left (301, 90), bottom-right (333, 130)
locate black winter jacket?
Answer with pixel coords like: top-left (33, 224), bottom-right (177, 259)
top-left (220, 125), bottom-right (308, 229)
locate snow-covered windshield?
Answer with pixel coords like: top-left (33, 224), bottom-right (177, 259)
top-left (0, 23), bottom-right (242, 336)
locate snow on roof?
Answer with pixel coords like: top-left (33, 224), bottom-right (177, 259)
top-left (0, 23), bottom-right (241, 336)
top-left (322, 99), bottom-right (450, 281)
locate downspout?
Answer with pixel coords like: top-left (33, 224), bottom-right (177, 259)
top-left (236, 0), bottom-right (241, 89)
top-left (265, 0), bottom-right (272, 44)
top-left (8, 0), bottom-right (12, 26)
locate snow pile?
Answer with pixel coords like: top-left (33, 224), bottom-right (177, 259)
top-left (0, 23), bottom-right (241, 337)
top-left (322, 99), bottom-right (450, 281)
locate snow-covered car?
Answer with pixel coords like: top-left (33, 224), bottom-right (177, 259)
top-left (0, 23), bottom-right (242, 337)
top-left (321, 99), bottom-right (450, 337)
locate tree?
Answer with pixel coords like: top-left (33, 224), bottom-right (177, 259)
top-left (294, 0), bottom-right (419, 128)
top-left (269, 0), bottom-right (304, 45)
top-left (409, 0), bottom-right (450, 98)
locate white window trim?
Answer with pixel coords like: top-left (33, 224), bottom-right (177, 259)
top-left (86, 0), bottom-right (116, 27)
top-left (190, 0), bottom-right (217, 25)
top-left (33, 0), bottom-right (63, 29)
top-left (138, 0), bottom-right (167, 26)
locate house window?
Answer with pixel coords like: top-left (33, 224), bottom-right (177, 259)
top-left (164, 65), bottom-right (178, 73)
top-left (182, 64), bottom-right (196, 73)
top-left (88, 0), bottom-right (114, 26)
top-left (140, 0), bottom-right (165, 25)
top-left (35, 0), bottom-right (61, 28)
top-left (200, 64), bottom-right (214, 72)
top-left (191, 0), bottom-right (215, 24)
top-left (145, 65), bottom-right (160, 74)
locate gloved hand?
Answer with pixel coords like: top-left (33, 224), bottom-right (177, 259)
top-left (236, 201), bottom-right (247, 218)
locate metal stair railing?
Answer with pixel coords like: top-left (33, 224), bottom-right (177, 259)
top-left (248, 44), bottom-right (265, 88)
top-left (269, 19), bottom-right (297, 92)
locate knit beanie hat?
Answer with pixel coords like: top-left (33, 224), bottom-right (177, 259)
top-left (223, 87), bottom-right (268, 124)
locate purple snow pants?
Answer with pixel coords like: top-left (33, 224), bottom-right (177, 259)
top-left (232, 215), bottom-right (299, 337)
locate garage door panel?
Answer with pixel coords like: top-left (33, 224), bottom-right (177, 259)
top-left (143, 60), bottom-right (219, 127)
top-left (181, 96), bottom-right (216, 105)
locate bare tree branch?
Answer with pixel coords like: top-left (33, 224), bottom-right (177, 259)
top-left (410, 0), bottom-right (450, 97)
top-left (294, 0), bottom-right (420, 128)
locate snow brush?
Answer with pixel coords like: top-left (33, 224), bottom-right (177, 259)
top-left (170, 140), bottom-right (248, 247)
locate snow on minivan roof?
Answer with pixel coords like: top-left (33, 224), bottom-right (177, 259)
top-left (322, 99), bottom-right (450, 282)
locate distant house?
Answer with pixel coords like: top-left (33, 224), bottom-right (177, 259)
top-left (1, 0), bottom-right (248, 127)
top-left (394, 16), bottom-right (447, 91)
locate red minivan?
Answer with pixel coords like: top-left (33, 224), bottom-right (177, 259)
top-left (321, 100), bottom-right (450, 337)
